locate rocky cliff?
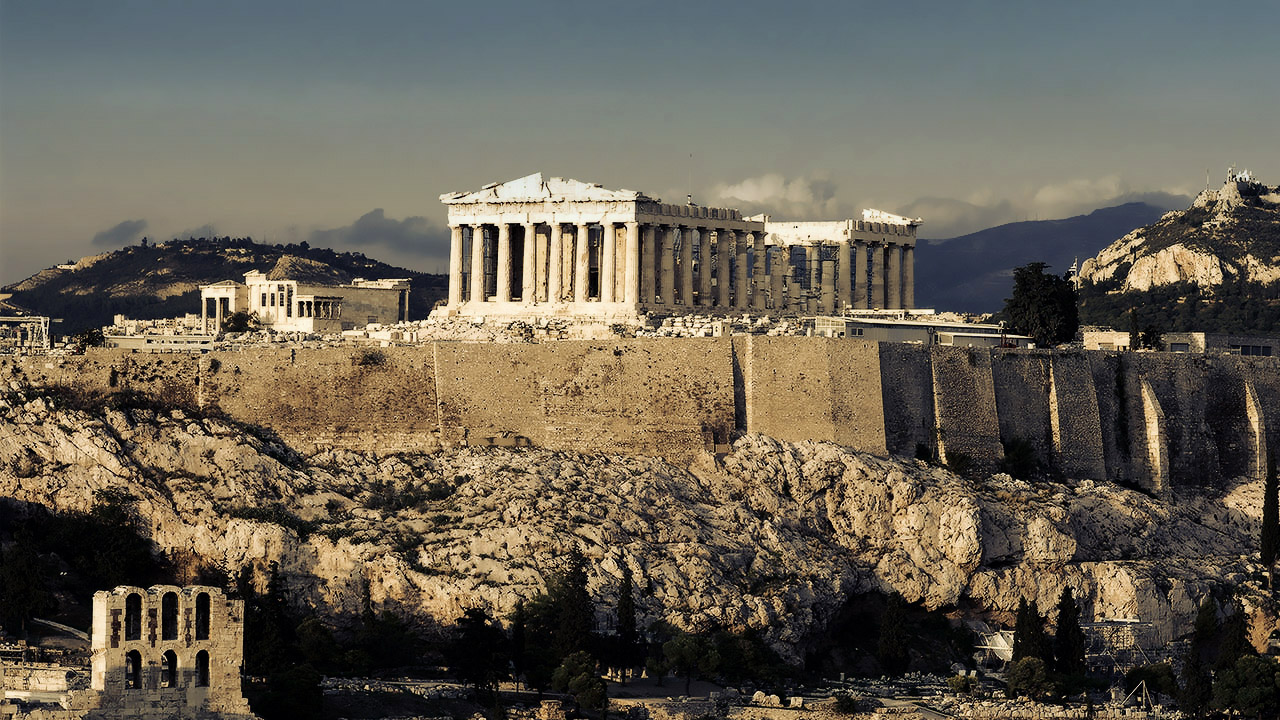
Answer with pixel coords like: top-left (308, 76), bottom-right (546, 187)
top-left (2, 388), bottom-right (1274, 658)
top-left (1078, 170), bottom-right (1280, 332)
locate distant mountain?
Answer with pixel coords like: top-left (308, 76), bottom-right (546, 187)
top-left (915, 202), bottom-right (1177, 313)
top-left (1079, 171), bottom-right (1280, 333)
top-left (2, 237), bottom-right (447, 335)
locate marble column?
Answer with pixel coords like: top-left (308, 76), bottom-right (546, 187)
top-left (521, 223), bottom-right (536, 301)
top-left (837, 241), bottom-right (851, 312)
top-left (496, 222), bottom-right (512, 302)
top-left (448, 225), bottom-right (463, 306)
top-left (770, 247), bottom-right (785, 310)
top-left (698, 228), bottom-right (713, 307)
top-left (903, 246), bottom-right (915, 310)
top-left (680, 226), bottom-right (695, 306)
top-left (716, 230), bottom-right (731, 307)
top-left (821, 254), bottom-right (836, 313)
top-left (548, 223), bottom-right (563, 302)
top-left (752, 232), bottom-right (767, 311)
top-left (575, 223), bottom-right (590, 303)
top-left (469, 224), bottom-right (486, 303)
top-left (887, 244), bottom-right (903, 310)
top-left (870, 243), bottom-right (885, 309)
top-left (641, 224), bottom-right (656, 305)
top-left (735, 232), bottom-right (749, 310)
top-left (624, 222), bottom-right (640, 305)
top-left (805, 246), bottom-right (818, 313)
top-left (601, 222), bottom-right (616, 303)
top-left (854, 241), bottom-right (868, 309)
top-left (660, 226), bottom-right (676, 307)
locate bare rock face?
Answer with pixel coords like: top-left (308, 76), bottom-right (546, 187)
top-left (1080, 172), bottom-right (1280, 292)
top-left (0, 393), bottom-right (1269, 658)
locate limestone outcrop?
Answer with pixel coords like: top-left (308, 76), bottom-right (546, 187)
top-left (1080, 172), bottom-right (1280, 292)
top-left (1, 392), bottom-right (1272, 658)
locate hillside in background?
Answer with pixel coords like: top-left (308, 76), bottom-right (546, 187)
top-left (1079, 171), bottom-right (1280, 333)
top-left (2, 237), bottom-right (447, 335)
top-left (914, 202), bottom-right (1177, 313)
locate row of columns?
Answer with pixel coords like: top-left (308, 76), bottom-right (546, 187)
top-left (447, 222), bottom-right (914, 312)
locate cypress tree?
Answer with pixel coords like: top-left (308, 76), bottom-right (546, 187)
top-left (1053, 587), bottom-right (1086, 675)
top-left (1013, 598), bottom-right (1052, 666)
top-left (552, 546), bottom-right (593, 658)
top-left (1262, 452), bottom-right (1279, 566)
top-left (615, 562), bottom-right (638, 681)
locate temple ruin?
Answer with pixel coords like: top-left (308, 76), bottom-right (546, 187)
top-left (437, 173), bottom-right (920, 321)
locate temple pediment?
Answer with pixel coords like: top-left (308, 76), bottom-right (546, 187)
top-left (440, 172), bottom-right (652, 204)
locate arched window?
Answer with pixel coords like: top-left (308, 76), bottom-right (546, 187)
top-left (125, 650), bottom-right (142, 689)
top-left (195, 650), bottom-right (210, 687)
top-left (124, 594), bottom-right (142, 641)
top-left (161, 650), bottom-right (177, 688)
top-left (195, 593), bottom-right (210, 640)
top-left (161, 592), bottom-right (178, 641)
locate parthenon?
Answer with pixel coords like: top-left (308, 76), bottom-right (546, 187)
top-left (438, 173), bottom-right (920, 320)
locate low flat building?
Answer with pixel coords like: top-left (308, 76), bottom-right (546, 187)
top-left (811, 314), bottom-right (1034, 348)
top-left (437, 172), bottom-right (921, 322)
top-left (1083, 330), bottom-right (1277, 355)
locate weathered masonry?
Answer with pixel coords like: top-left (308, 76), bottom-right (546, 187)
top-left (8, 341), bottom-right (1276, 495)
top-left (437, 173), bottom-right (920, 321)
top-left (87, 585), bottom-right (254, 719)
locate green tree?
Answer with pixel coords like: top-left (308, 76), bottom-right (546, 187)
top-left (1006, 657), bottom-right (1051, 700)
top-left (1002, 262), bottom-right (1079, 347)
top-left (551, 547), bottom-right (593, 658)
top-left (1124, 663), bottom-right (1179, 698)
top-left (1012, 598), bottom-right (1052, 666)
top-left (1179, 651), bottom-right (1213, 718)
top-left (1190, 596), bottom-right (1218, 663)
top-left (450, 608), bottom-right (508, 696)
top-left (552, 651), bottom-right (608, 714)
top-left (1052, 587), bottom-right (1086, 676)
top-left (1212, 654), bottom-right (1280, 719)
top-left (663, 632), bottom-right (719, 696)
top-left (221, 310), bottom-right (259, 334)
top-left (1262, 452), bottom-right (1279, 566)
top-left (0, 535), bottom-right (56, 634)
top-left (1215, 605), bottom-right (1255, 672)
top-left (612, 562), bottom-right (640, 681)
top-left (877, 593), bottom-right (910, 674)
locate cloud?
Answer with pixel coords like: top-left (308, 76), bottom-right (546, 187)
top-left (308, 209), bottom-right (448, 259)
top-left (911, 177), bottom-right (1191, 239)
top-left (708, 174), bottom-right (847, 219)
top-left (91, 219), bottom-right (148, 247)
top-left (174, 223), bottom-right (219, 240)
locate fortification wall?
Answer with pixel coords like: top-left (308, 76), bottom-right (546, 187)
top-left (930, 346), bottom-right (1003, 470)
top-left (739, 337), bottom-right (886, 454)
top-left (991, 351), bottom-right (1054, 464)
top-left (878, 343), bottom-right (934, 457)
top-left (3, 341), bottom-right (1276, 485)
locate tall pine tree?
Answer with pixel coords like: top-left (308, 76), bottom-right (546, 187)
top-left (1262, 451), bottom-right (1279, 566)
top-left (1053, 587), bottom-right (1086, 675)
top-left (1012, 598), bottom-right (1052, 666)
top-left (614, 562), bottom-right (639, 681)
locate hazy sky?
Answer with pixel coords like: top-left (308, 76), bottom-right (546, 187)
top-left (2, 0), bottom-right (1277, 284)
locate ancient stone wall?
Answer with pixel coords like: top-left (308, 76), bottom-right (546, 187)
top-left (3, 341), bottom-right (1275, 484)
top-left (738, 336), bottom-right (886, 454)
top-left (930, 346), bottom-right (1003, 470)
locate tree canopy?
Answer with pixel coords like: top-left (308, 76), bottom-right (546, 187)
top-left (1002, 262), bottom-right (1079, 347)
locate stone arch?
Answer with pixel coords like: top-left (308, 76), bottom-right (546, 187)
top-left (161, 650), bottom-right (177, 688)
top-left (195, 592), bottom-right (210, 640)
top-left (125, 649), bottom-right (142, 689)
top-left (195, 649), bottom-right (210, 687)
top-left (124, 593), bottom-right (142, 641)
top-left (161, 591), bottom-right (179, 641)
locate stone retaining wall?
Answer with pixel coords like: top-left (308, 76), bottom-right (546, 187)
top-left (4, 341), bottom-right (1276, 482)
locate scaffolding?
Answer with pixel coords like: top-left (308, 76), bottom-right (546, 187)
top-left (0, 315), bottom-right (51, 352)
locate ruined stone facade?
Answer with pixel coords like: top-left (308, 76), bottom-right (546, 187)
top-left (438, 173), bottom-right (919, 321)
top-left (86, 585), bottom-right (254, 719)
